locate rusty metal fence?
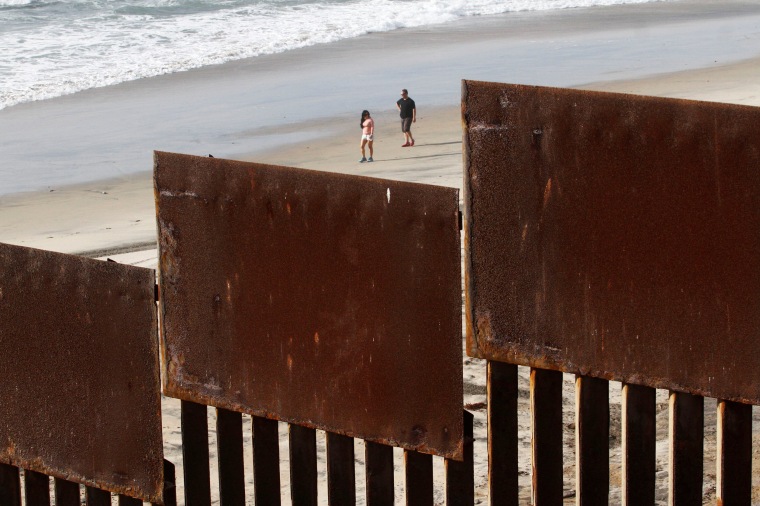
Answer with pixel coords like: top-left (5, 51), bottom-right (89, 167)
top-left (2, 82), bottom-right (759, 505)
top-left (463, 80), bottom-right (760, 505)
top-left (0, 243), bottom-right (175, 506)
top-left (153, 152), bottom-right (472, 506)
top-left (0, 153), bottom-right (473, 506)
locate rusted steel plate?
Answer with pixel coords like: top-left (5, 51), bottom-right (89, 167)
top-left (0, 243), bottom-right (163, 502)
top-left (154, 152), bottom-right (463, 459)
top-left (463, 80), bottom-right (760, 404)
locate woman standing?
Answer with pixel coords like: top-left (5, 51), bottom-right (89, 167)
top-left (359, 110), bottom-right (374, 163)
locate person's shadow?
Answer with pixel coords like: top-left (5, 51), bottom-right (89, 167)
top-left (392, 140), bottom-right (461, 161)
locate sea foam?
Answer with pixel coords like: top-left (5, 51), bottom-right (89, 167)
top-left (0, 0), bottom-right (667, 110)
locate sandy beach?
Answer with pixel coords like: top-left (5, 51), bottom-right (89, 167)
top-left (2, 0), bottom-right (760, 504)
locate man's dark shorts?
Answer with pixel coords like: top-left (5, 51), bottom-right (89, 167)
top-left (401, 117), bottom-right (413, 133)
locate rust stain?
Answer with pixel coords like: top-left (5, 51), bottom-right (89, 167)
top-left (542, 178), bottom-right (552, 210)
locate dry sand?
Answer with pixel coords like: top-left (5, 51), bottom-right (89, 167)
top-left (3, 1), bottom-right (760, 504)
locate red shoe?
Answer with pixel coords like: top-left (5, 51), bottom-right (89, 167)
top-left (402, 142), bottom-right (410, 147)
top-left (410, 139), bottom-right (415, 146)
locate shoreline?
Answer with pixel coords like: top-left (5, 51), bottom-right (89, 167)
top-left (6, 51), bottom-right (760, 256)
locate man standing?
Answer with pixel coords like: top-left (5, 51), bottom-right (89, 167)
top-left (396, 89), bottom-right (416, 147)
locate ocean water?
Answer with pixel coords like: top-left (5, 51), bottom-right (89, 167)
top-left (0, 0), bottom-right (667, 111)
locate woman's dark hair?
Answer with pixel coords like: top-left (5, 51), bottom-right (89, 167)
top-left (360, 110), bottom-right (369, 128)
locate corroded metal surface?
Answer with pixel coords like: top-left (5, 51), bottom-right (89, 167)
top-left (463, 80), bottom-right (760, 404)
top-left (0, 243), bottom-right (164, 502)
top-left (154, 152), bottom-right (463, 459)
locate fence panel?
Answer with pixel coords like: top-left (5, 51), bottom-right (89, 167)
top-left (462, 80), bottom-right (760, 403)
top-left (155, 152), bottom-right (463, 459)
top-left (0, 243), bottom-right (165, 503)
top-left (462, 80), bottom-right (760, 503)
top-left (154, 152), bottom-right (465, 503)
